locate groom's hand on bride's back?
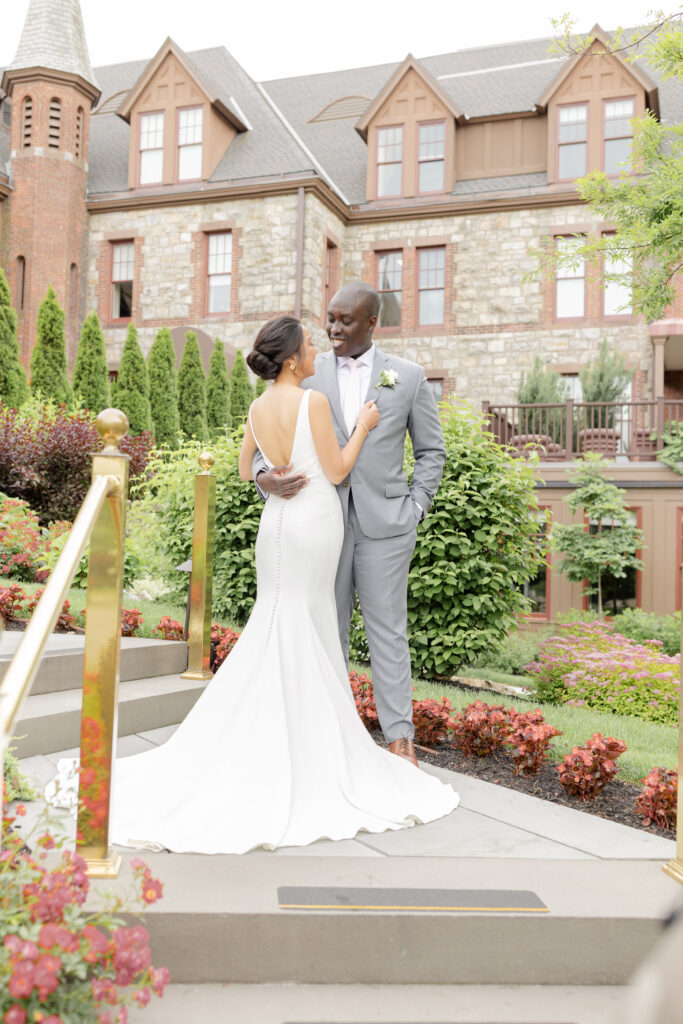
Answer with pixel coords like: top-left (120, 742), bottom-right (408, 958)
top-left (256, 465), bottom-right (309, 499)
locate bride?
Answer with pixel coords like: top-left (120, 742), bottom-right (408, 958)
top-left (54, 316), bottom-right (459, 854)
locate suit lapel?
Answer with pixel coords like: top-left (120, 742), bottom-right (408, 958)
top-left (317, 352), bottom-right (348, 439)
top-left (365, 347), bottom-right (389, 403)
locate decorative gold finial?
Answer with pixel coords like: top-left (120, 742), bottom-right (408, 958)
top-left (198, 451), bottom-right (214, 474)
top-left (96, 409), bottom-right (129, 452)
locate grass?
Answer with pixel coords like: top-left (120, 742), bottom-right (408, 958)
top-left (457, 666), bottom-right (534, 688)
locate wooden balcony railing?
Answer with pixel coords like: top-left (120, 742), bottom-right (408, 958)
top-left (482, 399), bottom-right (683, 462)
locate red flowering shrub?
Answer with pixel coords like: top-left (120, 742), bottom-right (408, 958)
top-left (26, 589), bottom-right (78, 632)
top-left (556, 732), bottom-right (627, 800)
top-left (507, 709), bottom-right (562, 775)
top-left (120, 608), bottom-right (143, 637)
top-left (0, 583), bottom-right (27, 623)
top-left (636, 766), bottom-right (678, 830)
top-left (154, 617), bottom-right (186, 641)
top-left (0, 496), bottom-right (43, 581)
top-left (412, 697), bottom-right (453, 745)
top-left (211, 623), bottom-right (241, 671)
top-left (119, 431), bottom-right (155, 487)
top-left (349, 671), bottom-right (380, 731)
top-left (451, 700), bottom-right (514, 757)
top-left (0, 794), bottom-right (170, 1024)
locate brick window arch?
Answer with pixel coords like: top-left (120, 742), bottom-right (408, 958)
top-left (75, 107), bottom-right (84, 159)
top-left (22, 96), bottom-right (32, 148)
top-left (48, 98), bottom-right (61, 149)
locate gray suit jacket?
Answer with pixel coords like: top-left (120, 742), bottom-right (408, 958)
top-left (254, 347), bottom-right (447, 540)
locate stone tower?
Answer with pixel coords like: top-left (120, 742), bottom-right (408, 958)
top-left (1, 0), bottom-right (100, 369)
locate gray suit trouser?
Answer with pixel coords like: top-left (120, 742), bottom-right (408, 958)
top-left (335, 493), bottom-right (417, 743)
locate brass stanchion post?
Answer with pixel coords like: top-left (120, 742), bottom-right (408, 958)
top-left (663, 597), bottom-right (683, 883)
top-left (77, 409), bottom-right (129, 879)
top-left (181, 451), bottom-right (216, 681)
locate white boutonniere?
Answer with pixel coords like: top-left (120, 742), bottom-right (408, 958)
top-left (376, 369), bottom-right (399, 390)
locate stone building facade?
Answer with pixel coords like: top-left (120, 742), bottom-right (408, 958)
top-left (1, 2), bottom-right (683, 619)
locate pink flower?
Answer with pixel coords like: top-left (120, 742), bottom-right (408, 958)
top-left (8, 961), bottom-right (35, 998)
top-left (3, 1007), bottom-right (27, 1024)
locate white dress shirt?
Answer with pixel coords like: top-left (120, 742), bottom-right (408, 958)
top-left (336, 345), bottom-right (375, 434)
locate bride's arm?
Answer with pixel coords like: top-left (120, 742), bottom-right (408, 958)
top-left (309, 392), bottom-right (379, 485)
top-left (239, 418), bottom-right (258, 480)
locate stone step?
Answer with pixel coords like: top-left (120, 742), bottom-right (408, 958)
top-left (0, 633), bottom-right (188, 694)
top-left (11, 673), bottom-right (205, 758)
top-left (126, 982), bottom-right (628, 1024)
top-left (96, 853), bottom-right (675, 987)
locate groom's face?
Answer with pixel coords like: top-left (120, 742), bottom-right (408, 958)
top-left (326, 292), bottom-right (377, 360)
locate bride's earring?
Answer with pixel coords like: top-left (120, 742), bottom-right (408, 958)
top-left (289, 361), bottom-right (297, 373)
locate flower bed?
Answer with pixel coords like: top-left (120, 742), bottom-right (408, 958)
top-left (524, 621), bottom-right (680, 726)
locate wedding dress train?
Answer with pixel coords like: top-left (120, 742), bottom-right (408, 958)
top-left (52, 390), bottom-right (459, 853)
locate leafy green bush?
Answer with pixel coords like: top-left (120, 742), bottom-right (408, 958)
top-left (0, 494), bottom-right (44, 581)
top-left (229, 350), bottom-right (253, 427)
top-left (148, 327), bottom-right (179, 448)
top-left (112, 323), bottom-right (151, 435)
top-left (30, 286), bottom-right (71, 405)
top-left (177, 330), bottom-right (207, 440)
top-left (72, 311), bottom-right (110, 414)
top-left (474, 629), bottom-right (547, 676)
top-left (612, 608), bottom-right (680, 656)
top-left (206, 337), bottom-right (231, 436)
top-left (0, 267), bottom-right (28, 409)
top-left (655, 420), bottom-right (683, 474)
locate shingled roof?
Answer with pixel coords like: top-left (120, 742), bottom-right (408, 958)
top-left (6, 0), bottom-right (97, 89)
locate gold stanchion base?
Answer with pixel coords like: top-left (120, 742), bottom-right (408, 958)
top-left (663, 859), bottom-right (683, 885)
top-left (85, 853), bottom-right (123, 879)
top-left (180, 669), bottom-right (214, 680)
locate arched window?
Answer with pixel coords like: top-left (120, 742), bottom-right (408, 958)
top-left (22, 97), bottom-right (32, 148)
top-left (75, 107), bottom-right (84, 158)
top-left (16, 257), bottom-right (26, 310)
top-left (48, 98), bottom-right (61, 149)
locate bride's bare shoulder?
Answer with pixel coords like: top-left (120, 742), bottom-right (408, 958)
top-left (309, 390), bottom-right (330, 411)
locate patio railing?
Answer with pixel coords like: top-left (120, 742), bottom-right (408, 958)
top-left (482, 399), bottom-right (683, 462)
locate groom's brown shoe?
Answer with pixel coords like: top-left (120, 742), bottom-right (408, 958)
top-left (388, 738), bottom-right (418, 768)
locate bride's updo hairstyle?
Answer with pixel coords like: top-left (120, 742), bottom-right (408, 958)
top-left (247, 316), bottom-right (304, 381)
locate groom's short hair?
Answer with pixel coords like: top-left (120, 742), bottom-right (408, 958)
top-left (343, 281), bottom-right (380, 319)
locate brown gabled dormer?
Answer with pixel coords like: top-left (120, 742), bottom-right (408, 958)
top-left (538, 24), bottom-right (658, 186)
top-left (355, 55), bottom-right (463, 202)
top-left (116, 37), bottom-right (247, 189)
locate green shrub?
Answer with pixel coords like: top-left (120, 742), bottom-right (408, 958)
top-left (3, 745), bottom-right (36, 802)
top-left (0, 493), bottom-right (44, 581)
top-left (474, 629), bottom-right (547, 676)
top-left (177, 331), bottom-right (208, 440)
top-left (206, 337), bottom-right (231, 435)
top-left (229, 350), bottom-right (253, 427)
top-left (612, 608), bottom-right (680, 656)
top-left (72, 311), bottom-right (110, 414)
top-left (112, 323), bottom-right (151, 435)
top-left (516, 357), bottom-right (567, 442)
top-left (0, 267), bottom-right (28, 409)
top-left (148, 327), bottom-right (180, 448)
top-left (579, 337), bottom-right (633, 428)
top-left (30, 286), bottom-right (71, 405)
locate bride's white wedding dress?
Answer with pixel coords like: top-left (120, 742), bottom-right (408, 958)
top-left (50, 390), bottom-right (459, 853)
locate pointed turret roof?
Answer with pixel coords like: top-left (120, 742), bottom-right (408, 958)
top-left (7, 0), bottom-right (98, 91)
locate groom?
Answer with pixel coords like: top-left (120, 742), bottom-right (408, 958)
top-left (255, 281), bottom-right (446, 766)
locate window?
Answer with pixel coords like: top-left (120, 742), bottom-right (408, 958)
top-left (75, 107), bottom-right (84, 159)
top-left (557, 103), bottom-right (587, 180)
top-left (555, 236), bottom-right (585, 318)
top-left (48, 98), bottom-right (61, 149)
top-left (111, 242), bottom-right (134, 320)
top-left (178, 107), bottom-right (203, 181)
top-left (207, 232), bottom-right (232, 314)
top-left (22, 96), bottom-right (32, 148)
top-left (324, 239), bottom-right (339, 314)
top-left (604, 98), bottom-right (634, 175)
top-left (418, 122), bottom-right (445, 193)
top-left (377, 126), bottom-right (403, 197)
top-left (377, 251), bottom-right (402, 327)
top-left (427, 376), bottom-right (444, 402)
top-left (587, 509), bottom-right (639, 615)
top-left (139, 112), bottom-right (163, 185)
top-left (561, 373), bottom-right (583, 402)
top-left (16, 257), bottom-right (26, 311)
top-left (1, 100), bottom-right (10, 129)
top-left (418, 247), bottom-right (445, 326)
top-left (602, 232), bottom-right (632, 316)
top-left (523, 512), bottom-right (550, 617)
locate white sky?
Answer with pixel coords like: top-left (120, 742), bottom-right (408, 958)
top-left (0, 1), bottom-right (664, 82)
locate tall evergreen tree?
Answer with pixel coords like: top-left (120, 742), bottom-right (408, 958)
top-left (147, 327), bottom-right (179, 447)
top-left (72, 311), bottom-right (110, 414)
top-left (30, 286), bottom-right (71, 405)
top-left (0, 267), bottom-right (29, 408)
top-left (230, 349), bottom-right (253, 427)
top-left (177, 330), bottom-right (208, 440)
top-left (206, 337), bottom-right (231, 435)
top-left (111, 323), bottom-right (151, 434)
top-left (255, 376), bottom-right (267, 397)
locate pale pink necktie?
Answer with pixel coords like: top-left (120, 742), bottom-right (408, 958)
top-left (343, 359), bottom-right (363, 435)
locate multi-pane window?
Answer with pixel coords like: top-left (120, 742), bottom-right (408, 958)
top-left (522, 512), bottom-right (550, 617)
top-left (555, 236), bottom-right (585, 318)
top-left (207, 232), bottom-right (232, 314)
top-left (602, 232), bottom-right (632, 316)
top-left (377, 250), bottom-right (402, 327)
top-left (604, 98), bottom-right (634, 175)
top-left (139, 112), bottom-right (164, 185)
top-left (558, 103), bottom-right (587, 180)
top-left (427, 377), bottom-right (444, 403)
top-left (418, 122), bottom-right (445, 193)
top-left (111, 242), bottom-right (134, 320)
top-left (376, 126), bottom-right (403, 197)
top-left (178, 107), bottom-right (203, 181)
top-left (418, 247), bottom-right (446, 325)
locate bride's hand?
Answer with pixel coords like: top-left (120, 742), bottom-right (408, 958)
top-left (357, 401), bottom-right (380, 434)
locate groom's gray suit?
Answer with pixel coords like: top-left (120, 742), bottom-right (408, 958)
top-left (255, 346), bottom-right (446, 742)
